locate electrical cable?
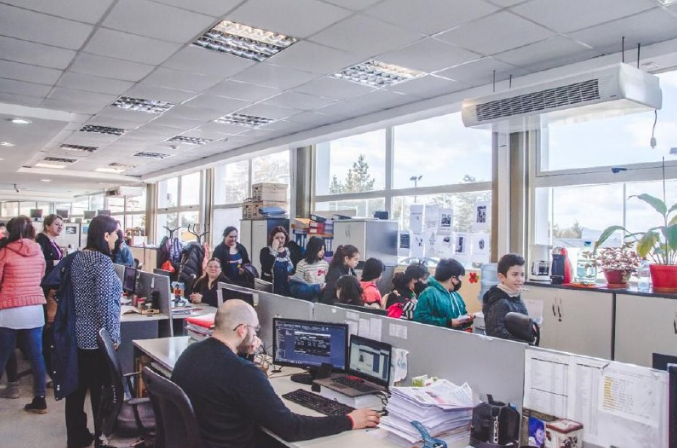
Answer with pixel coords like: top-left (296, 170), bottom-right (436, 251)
top-left (650, 109), bottom-right (658, 149)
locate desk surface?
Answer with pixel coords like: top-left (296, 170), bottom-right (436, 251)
top-left (171, 304), bottom-right (218, 320)
top-left (121, 312), bottom-right (170, 323)
top-left (133, 337), bottom-right (470, 448)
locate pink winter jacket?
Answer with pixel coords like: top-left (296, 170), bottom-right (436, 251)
top-left (360, 281), bottom-right (383, 308)
top-left (0, 238), bottom-right (46, 310)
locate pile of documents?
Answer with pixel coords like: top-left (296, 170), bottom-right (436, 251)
top-left (380, 379), bottom-right (474, 446)
top-left (185, 313), bottom-right (215, 341)
top-left (171, 299), bottom-right (192, 316)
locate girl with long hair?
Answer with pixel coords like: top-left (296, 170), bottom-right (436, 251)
top-left (289, 236), bottom-right (329, 301)
top-left (320, 244), bottom-right (359, 305)
top-left (259, 226), bottom-right (294, 295)
top-left (212, 226), bottom-right (251, 287)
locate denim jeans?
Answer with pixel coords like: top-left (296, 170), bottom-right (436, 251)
top-left (0, 326), bottom-right (46, 397)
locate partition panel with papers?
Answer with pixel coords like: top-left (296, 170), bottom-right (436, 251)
top-left (313, 304), bottom-right (526, 410)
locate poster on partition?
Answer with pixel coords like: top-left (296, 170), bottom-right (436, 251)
top-left (454, 232), bottom-right (468, 255)
top-left (399, 231), bottom-right (411, 257)
top-left (424, 229), bottom-right (437, 257)
top-left (438, 208), bottom-right (453, 235)
top-left (410, 233), bottom-right (425, 258)
top-left (436, 234), bottom-right (455, 258)
top-left (410, 204), bottom-right (423, 233)
top-left (473, 201), bottom-right (490, 231)
top-left (424, 204), bottom-right (439, 231)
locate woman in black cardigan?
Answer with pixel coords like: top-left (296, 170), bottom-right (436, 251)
top-left (190, 258), bottom-right (231, 307)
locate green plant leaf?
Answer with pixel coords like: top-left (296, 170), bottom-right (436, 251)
top-left (630, 194), bottom-right (667, 217)
top-left (593, 225), bottom-right (629, 252)
top-left (661, 225), bottom-right (677, 252)
top-left (636, 231), bottom-right (659, 259)
top-left (668, 203), bottom-right (677, 216)
top-left (669, 214), bottom-right (677, 227)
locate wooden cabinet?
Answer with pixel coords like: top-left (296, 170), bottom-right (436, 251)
top-left (614, 293), bottom-right (677, 367)
top-left (522, 286), bottom-right (614, 359)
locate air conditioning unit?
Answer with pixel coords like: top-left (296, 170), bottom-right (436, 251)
top-left (461, 63), bottom-right (662, 132)
top-left (106, 186), bottom-right (144, 197)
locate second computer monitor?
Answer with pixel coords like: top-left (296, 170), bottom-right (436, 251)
top-left (273, 318), bottom-right (348, 384)
top-left (123, 266), bottom-right (137, 295)
top-left (220, 285), bottom-right (254, 307)
top-left (254, 278), bottom-right (273, 293)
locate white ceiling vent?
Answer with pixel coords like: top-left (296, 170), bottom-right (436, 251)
top-left (462, 63), bottom-right (662, 131)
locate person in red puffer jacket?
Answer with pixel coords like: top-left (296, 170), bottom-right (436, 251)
top-left (0, 216), bottom-right (47, 414)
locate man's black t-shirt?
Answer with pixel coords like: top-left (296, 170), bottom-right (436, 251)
top-left (171, 338), bottom-right (352, 448)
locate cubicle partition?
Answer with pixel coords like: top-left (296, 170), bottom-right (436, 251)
top-left (256, 293), bottom-right (314, 352)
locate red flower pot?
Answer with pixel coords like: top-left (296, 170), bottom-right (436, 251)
top-left (603, 269), bottom-right (631, 287)
top-left (649, 264), bottom-right (677, 293)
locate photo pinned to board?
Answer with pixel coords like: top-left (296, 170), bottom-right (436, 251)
top-left (454, 233), bottom-right (468, 255)
top-left (399, 231), bottom-right (411, 257)
top-left (473, 201), bottom-right (490, 231)
top-left (438, 208), bottom-right (453, 235)
top-left (410, 233), bottom-right (425, 258)
top-left (410, 204), bottom-right (423, 234)
top-left (424, 204), bottom-right (439, 230)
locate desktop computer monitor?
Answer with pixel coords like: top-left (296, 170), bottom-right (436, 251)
top-left (56, 209), bottom-right (70, 219)
top-left (97, 209), bottom-right (111, 217)
top-left (153, 268), bottom-right (171, 278)
top-left (273, 318), bottom-right (348, 385)
top-left (29, 209), bottom-right (43, 219)
top-left (123, 266), bottom-right (137, 295)
top-left (254, 278), bottom-right (273, 293)
top-left (219, 285), bottom-right (254, 307)
top-left (84, 211), bottom-right (96, 220)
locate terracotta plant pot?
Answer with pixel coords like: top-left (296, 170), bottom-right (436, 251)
top-left (603, 269), bottom-right (631, 287)
top-left (649, 264), bottom-right (677, 293)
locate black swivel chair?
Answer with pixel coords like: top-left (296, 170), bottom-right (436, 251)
top-left (96, 328), bottom-right (155, 447)
top-left (142, 366), bottom-right (202, 448)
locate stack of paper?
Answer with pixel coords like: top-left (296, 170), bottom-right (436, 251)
top-left (185, 313), bottom-right (215, 341)
top-left (171, 301), bottom-right (193, 316)
top-left (380, 380), bottom-right (474, 447)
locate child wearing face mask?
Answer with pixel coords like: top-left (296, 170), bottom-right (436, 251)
top-left (413, 258), bottom-right (473, 330)
top-left (384, 264), bottom-right (429, 320)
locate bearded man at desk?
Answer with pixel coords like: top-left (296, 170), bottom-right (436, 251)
top-left (172, 299), bottom-right (380, 448)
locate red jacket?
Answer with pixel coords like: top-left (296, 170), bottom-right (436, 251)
top-left (0, 239), bottom-right (46, 310)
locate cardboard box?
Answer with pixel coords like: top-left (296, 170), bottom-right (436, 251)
top-left (545, 419), bottom-right (583, 448)
top-left (252, 182), bottom-right (288, 202)
top-left (242, 201), bottom-right (287, 219)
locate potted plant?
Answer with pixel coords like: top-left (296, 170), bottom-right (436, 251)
top-left (595, 191), bottom-right (677, 292)
top-left (594, 245), bottom-right (641, 288)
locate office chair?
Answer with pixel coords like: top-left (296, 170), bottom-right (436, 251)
top-left (96, 328), bottom-right (155, 447)
top-left (142, 366), bottom-right (203, 448)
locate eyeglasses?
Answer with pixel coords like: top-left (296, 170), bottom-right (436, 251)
top-left (233, 323), bottom-right (261, 333)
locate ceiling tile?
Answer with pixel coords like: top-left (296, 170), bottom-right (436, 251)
top-left (94, 107), bottom-right (159, 124)
top-left (0, 0), bottom-right (114, 23)
top-left (512, 0), bottom-right (657, 34)
top-left (183, 94), bottom-right (251, 112)
top-left (379, 38), bottom-right (481, 73)
top-left (123, 85), bottom-right (197, 104)
top-left (494, 36), bottom-right (599, 72)
top-left (146, 115), bottom-right (204, 130)
top-left (236, 103), bottom-right (301, 120)
top-left (435, 57), bottom-right (525, 86)
top-left (568, 9), bottom-right (677, 55)
top-left (286, 111), bottom-right (343, 126)
top-left (197, 122), bottom-right (249, 135)
top-left (484, 0), bottom-right (530, 6)
top-left (293, 76), bottom-right (377, 100)
top-left (388, 75), bottom-right (468, 98)
top-left (162, 46), bottom-right (255, 77)
top-left (207, 80), bottom-right (281, 102)
top-left (84, 28), bottom-right (182, 65)
top-left (85, 115), bottom-right (148, 130)
top-left (124, 124), bottom-right (180, 139)
top-left (0, 60), bottom-right (62, 85)
top-left (232, 64), bottom-right (320, 90)
top-left (41, 98), bottom-right (106, 115)
top-left (0, 92), bottom-right (45, 108)
top-left (266, 41), bottom-right (365, 75)
top-left (103, 0), bottom-right (215, 44)
top-left (364, 0), bottom-right (499, 35)
top-left (228, 0), bottom-right (352, 38)
top-left (161, 105), bottom-right (223, 121)
top-left (0, 78), bottom-right (53, 98)
top-left (142, 67), bottom-right (223, 92)
top-left (70, 53), bottom-right (156, 82)
top-left (320, 0), bottom-right (383, 10)
top-left (317, 90), bottom-right (413, 116)
top-left (436, 11), bottom-right (554, 55)
top-left (262, 92), bottom-right (337, 110)
top-left (57, 72), bottom-right (134, 96)
top-left (178, 126), bottom-right (231, 140)
top-left (0, 4), bottom-right (94, 50)
top-left (149, 0), bottom-right (241, 16)
top-left (310, 14), bottom-right (425, 57)
top-left (0, 36), bottom-right (76, 69)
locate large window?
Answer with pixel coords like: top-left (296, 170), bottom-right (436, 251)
top-left (158, 177), bottom-right (179, 209)
top-left (156, 173), bottom-right (203, 243)
top-left (315, 130), bottom-right (386, 195)
top-left (314, 198), bottom-right (386, 218)
top-left (180, 173), bottom-right (201, 206)
top-left (253, 151), bottom-right (290, 184)
top-left (214, 161), bottom-right (249, 205)
top-left (393, 114), bottom-right (491, 189)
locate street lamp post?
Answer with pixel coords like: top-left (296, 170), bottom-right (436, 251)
top-left (410, 175), bottom-right (422, 202)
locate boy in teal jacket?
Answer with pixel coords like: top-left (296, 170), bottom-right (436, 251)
top-left (413, 258), bottom-right (474, 329)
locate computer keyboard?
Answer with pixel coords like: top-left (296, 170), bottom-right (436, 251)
top-left (332, 376), bottom-right (376, 393)
top-left (282, 389), bottom-right (355, 416)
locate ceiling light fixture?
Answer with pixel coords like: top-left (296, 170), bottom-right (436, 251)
top-left (215, 112), bottom-right (274, 128)
top-left (133, 151), bottom-right (172, 159)
top-left (60, 144), bottom-right (98, 153)
top-left (109, 162), bottom-right (136, 169)
top-left (168, 135), bottom-right (212, 145)
top-left (43, 156), bottom-right (78, 164)
top-left (656, 0), bottom-right (677, 5)
top-left (111, 96), bottom-right (175, 114)
top-left (0, 142), bottom-right (14, 147)
top-left (40, 179), bottom-right (52, 182)
top-left (333, 60), bottom-right (425, 88)
top-left (80, 125), bottom-right (126, 136)
top-left (35, 162), bottom-right (66, 169)
top-left (9, 118), bottom-right (31, 125)
top-left (193, 20), bottom-right (297, 62)
top-left (95, 168), bottom-right (124, 174)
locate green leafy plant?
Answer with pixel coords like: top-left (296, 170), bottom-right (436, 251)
top-left (595, 193), bottom-right (677, 265)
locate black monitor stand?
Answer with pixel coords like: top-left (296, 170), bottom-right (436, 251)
top-left (290, 363), bottom-right (333, 385)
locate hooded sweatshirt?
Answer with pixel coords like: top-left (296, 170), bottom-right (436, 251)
top-left (413, 276), bottom-right (468, 328)
top-left (482, 284), bottom-right (529, 341)
top-left (0, 238), bottom-right (47, 310)
top-left (360, 281), bottom-right (382, 308)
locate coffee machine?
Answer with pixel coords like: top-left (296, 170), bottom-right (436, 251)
top-left (529, 244), bottom-right (551, 282)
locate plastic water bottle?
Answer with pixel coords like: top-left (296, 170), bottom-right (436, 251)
top-left (576, 241), bottom-right (597, 284)
top-left (637, 260), bottom-right (651, 292)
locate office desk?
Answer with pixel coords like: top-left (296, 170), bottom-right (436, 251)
top-left (120, 312), bottom-right (169, 373)
top-left (133, 337), bottom-right (470, 448)
top-left (167, 304), bottom-right (218, 337)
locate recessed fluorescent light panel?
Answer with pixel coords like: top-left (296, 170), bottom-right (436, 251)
top-left (215, 113), bottom-right (274, 128)
top-left (112, 96), bottom-right (175, 114)
top-left (656, 0), bottom-right (677, 5)
top-left (10, 118), bottom-right (31, 125)
top-left (80, 125), bottom-right (126, 136)
top-left (133, 152), bottom-right (172, 159)
top-left (109, 162), bottom-right (136, 169)
top-left (194, 20), bottom-right (297, 62)
top-left (60, 144), bottom-right (98, 153)
top-left (333, 61), bottom-right (425, 88)
top-left (95, 168), bottom-right (124, 173)
top-left (0, 142), bottom-right (14, 147)
top-left (43, 156), bottom-right (78, 164)
top-left (168, 136), bottom-right (212, 145)
top-left (35, 163), bottom-right (66, 169)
